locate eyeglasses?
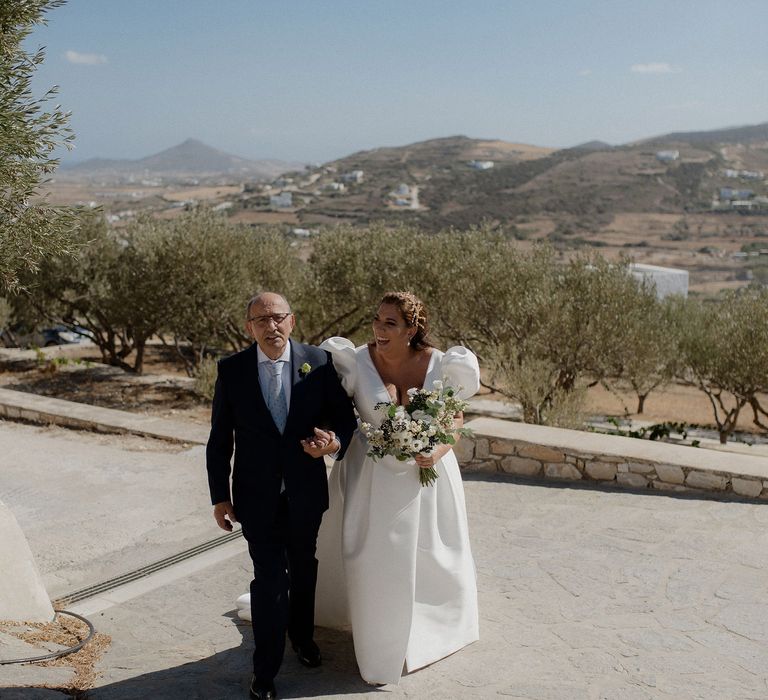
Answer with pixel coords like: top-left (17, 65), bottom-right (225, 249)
top-left (248, 313), bottom-right (292, 326)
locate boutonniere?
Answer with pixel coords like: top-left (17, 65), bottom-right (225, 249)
top-left (299, 362), bottom-right (312, 378)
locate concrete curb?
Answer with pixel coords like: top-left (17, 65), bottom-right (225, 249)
top-left (0, 387), bottom-right (208, 445)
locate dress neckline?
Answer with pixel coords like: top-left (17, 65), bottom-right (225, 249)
top-left (363, 345), bottom-right (438, 406)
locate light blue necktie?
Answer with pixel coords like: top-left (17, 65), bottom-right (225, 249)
top-left (266, 361), bottom-right (287, 433)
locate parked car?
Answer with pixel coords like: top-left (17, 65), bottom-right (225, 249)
top-left (40, 326), bottom-right (86, 346)
top-left (0, 324), bottom-right (87, 348)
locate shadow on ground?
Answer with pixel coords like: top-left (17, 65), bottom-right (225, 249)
top-left (87, 625), bottom-right (373, 700)
top-left (1, 623), bottom-right (377, 700)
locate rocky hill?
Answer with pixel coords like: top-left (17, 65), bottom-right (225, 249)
top-left (277, 124), bottom-right (767, 231)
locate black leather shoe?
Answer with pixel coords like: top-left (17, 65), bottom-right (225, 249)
top-left (249, 677), bottom-right (276, 700)
top-left (292, 640), bottom-right (321, 668)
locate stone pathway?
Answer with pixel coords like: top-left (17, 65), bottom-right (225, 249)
top-left (3, 454), bottom-right (768, 697)
top-left (2, 393), bottom-right (768, 698)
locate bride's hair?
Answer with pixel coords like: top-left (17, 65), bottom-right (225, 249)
top-left (379, 291), bottom-right (432, 350)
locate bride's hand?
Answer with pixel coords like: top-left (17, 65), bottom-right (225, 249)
top-left (414, 444), bottom-right (450, 467)
top-left (301, 427), bottom-right (340, 458)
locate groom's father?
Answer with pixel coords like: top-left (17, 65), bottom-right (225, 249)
top-left (206, 292), bottom-right (357, 700)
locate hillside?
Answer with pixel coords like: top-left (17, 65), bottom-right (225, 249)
top-left (280, 126), bottom-right (766, 231)
top-left (43, 122), bottom-right (768, 294)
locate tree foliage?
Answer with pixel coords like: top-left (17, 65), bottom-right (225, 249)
top-left (9, 208), bottom-right (768, 443)
top-left (0, 0), bottom-right (77, 294)
top-left (676, 288), bottom-right (768, 442)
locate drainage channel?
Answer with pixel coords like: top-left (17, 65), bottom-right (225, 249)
top-left (52, 530), bottom-right (243, 608)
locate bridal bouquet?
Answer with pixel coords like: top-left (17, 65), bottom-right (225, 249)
top-left (361, 380), bottom-right (472, 486)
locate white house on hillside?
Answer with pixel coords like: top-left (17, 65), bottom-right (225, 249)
top-left (629, 263), bottom-right (688, 298)
top-left (341, 170), bottom-right (364, 183)
top-left (468, 160), bottom-right (494, 170)
top-left (269, 192), bottom-right (293, 208)
top-left (655, 150), bottom-right (679, 162)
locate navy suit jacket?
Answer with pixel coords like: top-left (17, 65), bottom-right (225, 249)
top-left (206, 341), bottom-right (357, 530)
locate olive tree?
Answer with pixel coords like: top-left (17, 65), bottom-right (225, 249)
top-left (434, 234), bottom-right (664, 426)
top-left (431, 236), bottom-right (574, 424)
top-left (677, 288), bottom-right (768, 443)
top-left (19, 212), bottom-right (160, 372)
top-left (158, 211), bottom-right (301, 374)
top-left (0, 0), bottom-right (77, 294)
top-left (295, 224), bottom-right (437, 345)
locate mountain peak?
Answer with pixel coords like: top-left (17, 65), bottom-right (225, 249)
top-left (59, 138), bottom-right (303, 181)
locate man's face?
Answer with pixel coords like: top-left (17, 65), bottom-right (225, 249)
top-left (246, 294), bottom-right (295, 359)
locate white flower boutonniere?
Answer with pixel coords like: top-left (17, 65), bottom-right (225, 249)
top-left (299, 362), bottom-right (312, 378)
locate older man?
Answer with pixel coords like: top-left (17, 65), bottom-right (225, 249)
top-left (206, 292), bottom-right (357, 700)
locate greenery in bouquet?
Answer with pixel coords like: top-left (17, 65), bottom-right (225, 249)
top-left (361, 379), bottom-right (472, 486)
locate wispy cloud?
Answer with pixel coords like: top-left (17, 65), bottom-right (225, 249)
top-left (630, 62), bottom-right (679, 74)
top-left (65, 50), bottom-right (108, 65)
top-left (578, 69), bottom-right (592, 77)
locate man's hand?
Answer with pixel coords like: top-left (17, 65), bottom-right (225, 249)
top-left (300, 427), bottom-right (340, 458)
top-left (213, 501), bottom-right (237, 532)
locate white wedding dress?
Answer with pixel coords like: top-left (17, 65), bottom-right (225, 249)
top-left (314, 338), bottom-right (480, 685)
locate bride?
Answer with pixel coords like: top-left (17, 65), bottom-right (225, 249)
top-left (313, 291), bottom-right (480, 685)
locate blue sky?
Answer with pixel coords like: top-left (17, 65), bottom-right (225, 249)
top-left (27, 0), bottom-right (768, 164)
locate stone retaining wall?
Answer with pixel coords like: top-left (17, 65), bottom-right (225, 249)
top-left (457, 417), bottom-right (768, 501)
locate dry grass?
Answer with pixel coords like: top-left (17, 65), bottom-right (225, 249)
top-left (162, 185), bottom-right (242, 201)
top-left (585, 381), bottom-right (765, 434)
top-left (0, 614), bottom-right (111, 694)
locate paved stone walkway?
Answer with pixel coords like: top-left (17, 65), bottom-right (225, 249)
top-left (2, 394), bottom-right (768, 698)
top-left (2, 428), bottom-right (768, 698)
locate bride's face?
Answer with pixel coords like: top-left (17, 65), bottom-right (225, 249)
top-left (372, 303), bottom-right (413, 352)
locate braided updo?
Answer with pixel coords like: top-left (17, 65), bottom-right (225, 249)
top-left (379, 291), bottom-right (432, 350)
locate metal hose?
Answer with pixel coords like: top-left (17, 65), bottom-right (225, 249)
top-left (0, 609), bottom-right (95, 665)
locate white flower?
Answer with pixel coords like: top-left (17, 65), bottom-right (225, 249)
top-left (432, 379), bottom-right (443, 391)
top-left (407, 387), bottom-right (418, 397)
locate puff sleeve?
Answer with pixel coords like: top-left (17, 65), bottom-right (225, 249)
top-left (319, 336), bottom-right (357, 397)
top-left (441, 346), bottom-right (480, 401)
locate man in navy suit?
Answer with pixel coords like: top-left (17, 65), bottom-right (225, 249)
top-left (206, 292), bottom-right (357, 700)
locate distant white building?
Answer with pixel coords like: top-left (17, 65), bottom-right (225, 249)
top-left (324, 182), bottom-right (346, 192)
top-left (468, 160), bottom-right (494, 170)
top-left (396, 183), bottom-right (410, 196)
top-left (655, 150), bottom-right (679, 162)
top-left (720, 187), bottom-right (754, 201)
top-left (212, 201), bottom-right (233, 211)
top-left (629, 263), bottom-right (688, 298)
top-left (341, 170), bottom-right (364, 183)
top-left (269, 192), bottom-right (293, 208)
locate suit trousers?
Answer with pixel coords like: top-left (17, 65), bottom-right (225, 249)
top-left (241, 493), bottom-right (323, 684)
